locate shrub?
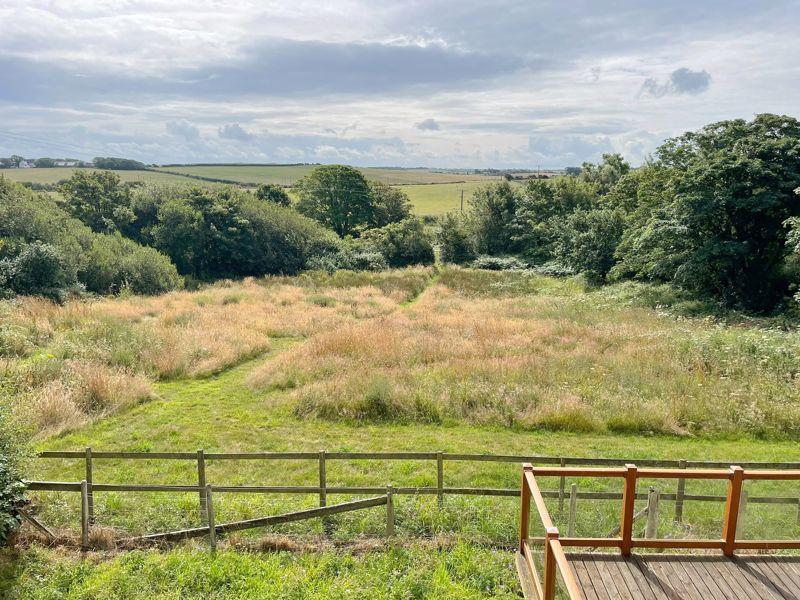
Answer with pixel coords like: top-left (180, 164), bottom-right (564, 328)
top-left (471, 255), bottom-right (527, 271)
top-left (437, 213), bottom-right (476, 265)
top-left (81, 234), bottom-right (183, 295)
top-left (0, 404), bottom-right (29, 545)
top-left (60, 170), bottom-right (134, 233)
top-left (552, 209), bottom-right (625, 282)
top-left (0, 242), bottom-right (75, 300)
top-left (361, 218), bottom-right (435, 267)
top-left (368, 181), bottom-right (412, 228)
top-left (255, 184), bottom-right (291, 207)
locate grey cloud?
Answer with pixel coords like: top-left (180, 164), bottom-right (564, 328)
top-left (416, 118), bottom-right (440, 131)
top-left (640, 68), bottom-right (712, 98)
top-left (166, 119), bottom-right (200, 140)
top-left (218, 123), bottom-right (254, 141)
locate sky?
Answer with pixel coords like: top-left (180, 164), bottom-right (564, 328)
top-left (1, 0), bottom-right (799, 168)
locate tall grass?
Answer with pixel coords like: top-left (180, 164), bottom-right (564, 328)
top-left (249, 269), bottom-right (800, 437)
top-left (1, 270), bottom-right (433, 437)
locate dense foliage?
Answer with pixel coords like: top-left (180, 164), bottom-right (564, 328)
top-left (255, 183), bottom-right (292, 206)
top-left (93, 156), bottom-right (147, 170)
top-left (296, 165), bottom-right (411, 236)
top-left (0, 405), bottom-right (28, 546)
top-left (458, 115), bottom-right (800, 311)
top-left (362, 217), bottom-right (435, 268)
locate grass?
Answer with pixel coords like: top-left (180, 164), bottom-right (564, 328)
top-left (400, 181), bottom-right (495, 215)
top-left (153, 166), bottom-right (495, 186)
top-left (0, 168), bottom-right (205, 186)
top-left (1, 543), bottom-right (519, 599)
top-left (6, 267), bottom-right (800, 596)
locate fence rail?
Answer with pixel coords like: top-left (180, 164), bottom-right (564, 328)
top-left (29, 449), bottom-right (800, 551)
top-left (518, 463), bottom-right (800, 600)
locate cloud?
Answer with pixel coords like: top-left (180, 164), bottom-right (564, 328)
top-left (218, 123), bottom-right (254, 141)
top-left (640, 68), bottom-right (712, 98)
top-left (416, 118), bottom-right (440, 131)
top-left (165, 119), bottom-right (199, 140)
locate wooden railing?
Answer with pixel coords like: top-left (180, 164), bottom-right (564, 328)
top-left (518, 463), bottom-right (800, 600)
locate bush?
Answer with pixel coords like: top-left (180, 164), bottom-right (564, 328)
top-left (255, 184), bottom-right (291, 207)
top-left (437, 213), bottom-right (476, 264)
top-left (471, 255), bottom-right (527, 271)
top-left (81, 234), bottom-right (183, 295)
top-left (368, 181), bottom-right (411, 228)
top-left (0, 242), bottom-right (75, 300)
top-left (361, 218), bottom-right (435, 267)
top-left (553, 209), bottom-right (625, 282)
top-left (0, 404), bottom-right (29, 545)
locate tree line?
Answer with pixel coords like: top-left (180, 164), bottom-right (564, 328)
top-left (438, 114), bottom-right (800, 312)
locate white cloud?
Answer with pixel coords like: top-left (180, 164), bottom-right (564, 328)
top-left (0, 1), bottom-right (798, 167)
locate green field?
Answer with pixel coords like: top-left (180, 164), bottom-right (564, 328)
top-left (401, 181), bottom-right (495, 215)
top-left (0, 168), bottom-right (208, 186)
top-left (154, 165), bottom-right (496, 186)
top-left (4, 268), bottom-right (800, 597)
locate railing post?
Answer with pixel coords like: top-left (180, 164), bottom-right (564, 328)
top-left (386, 484), bottom-right (395, 537)
top-left (567, 483), bottom-right (578, 537)
top-left (620, 464), bottom-right (637, 556)
top-left (436, 451), bottom-right (444, 508)
top-left (197, 449), bottom-right (207, 523)
top-left (318, 450), bottom-right (327, 508)
top-left (80, 479), bottom-right (89, 550)
top-left (206, 484), bottom-right (216, 550)
top-left (519, 463), bottom-right (533, 553)
top-left (722, 466), bottom-right (744, 557)
top-left (737, 490), bottom-right (748, 536)
top-left (543, 527), bottom-right (559, 600)
top-left (674, 459), bottom-right (686, 523)
top-left (85, 447), bottom-right (94, 525)
top-left (558, 457), bottom-right (566, 516)
top-left (645, 487), bottom-right (660, 539)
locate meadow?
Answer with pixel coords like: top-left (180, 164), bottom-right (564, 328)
top-left (153, 165), bottom-right (495, 186)
top-left (4, 267), bottom-right (800, 597)
top-left (0, 168), bottom-right (202, 186)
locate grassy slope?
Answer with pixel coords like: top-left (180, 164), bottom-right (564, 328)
top-left (401, 181), bottom-right (490, 215)
top-left (153, 165), bottom-right (495, 186)
top-left (0, 168), bottom-right (204, 186)
top-left (6, 269), bottom-right (800, 597)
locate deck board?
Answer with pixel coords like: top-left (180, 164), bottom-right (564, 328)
top-left (564, 554), bottom-right (800, 600)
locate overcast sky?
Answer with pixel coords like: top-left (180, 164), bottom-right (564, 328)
top-left (1, 1), bottom-right (798, 168)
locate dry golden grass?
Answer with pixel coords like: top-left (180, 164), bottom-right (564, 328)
top-left (1, 271), bottom-right (429, 437)
top-left (249, 271), bottom-right (800, 437)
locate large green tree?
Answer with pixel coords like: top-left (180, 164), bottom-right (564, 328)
top-left (295, 165), bottom-right (374, 236)
top-left (60, 170), bottom-right (134, 233)
top-left (615, 114), bottom-right (800, 310)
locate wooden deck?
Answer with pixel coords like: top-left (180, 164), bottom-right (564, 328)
top-left (567, 553), bottom-right (800, 599)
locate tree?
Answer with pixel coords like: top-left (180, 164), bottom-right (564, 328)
top-left (92, 157), bottom-right (146, 170)
top-left (579, 153), bottom-right (631, 195)
top-left (511, 177), bottom-right (598, 262)
top-left (9, 155), bottom-right (23, 169)
top-left (368, 181), bottom-right (411, 228)
top-left (362, 217), bottom-right (435, 267)
top-left (295, 165), bottom-right (374, 236)
top-left (60, 170), bottom-right (134, 233)
top-left (553, 209), bottom-right (625, 282)
top-left (34, 158), bottom-right (56, 168)
top-left (469, 181), bottom-right (521, 255)
top-left (0, 242), bottom-right (73, 299)
top-left (255, 184), bottom-right (291, 207)
top-left (614, 114), bottom-right (800, 310)
top-left (437, 212), bottom-right (476, 264)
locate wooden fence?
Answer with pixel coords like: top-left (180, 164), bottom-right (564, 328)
top-left (29, 450), bottom-right (800, 549)
top-left (518, 464), bottom-right (800, 600)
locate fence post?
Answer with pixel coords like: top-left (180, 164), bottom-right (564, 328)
top-left (543, 527), bottom-right (559, 600)
top-left (85, 447), bottom-right (94, 525)
top-left (318, 450), bottom-right (327, 508)
top-left (519, 464), bottom-right (533, 553)
top-left (206, 484), bottom-right (216, 551)
top-left (722, 466), bottom-right (744, 557)
top-left (567, 483), bottom-right (578, 537)
top-left (197, 449), bottom-right (207, 523)
top-left (386, 484), bottom-right (395, 537)
top-left (645, 487), bottom-right (660, 539)
top-left (557, 457), bottom-right (566, 516)
top-left (80, 479), bottom-right (89, 550)
top-left (620, 464), bottom-right (637, 556)
top-left (674, 459), bottom-right (686, 523)
top-left (436, 452), bottom-right (444, 509)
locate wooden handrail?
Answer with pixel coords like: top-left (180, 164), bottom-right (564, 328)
top-left (520, 462), bottom-right (800, 568)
